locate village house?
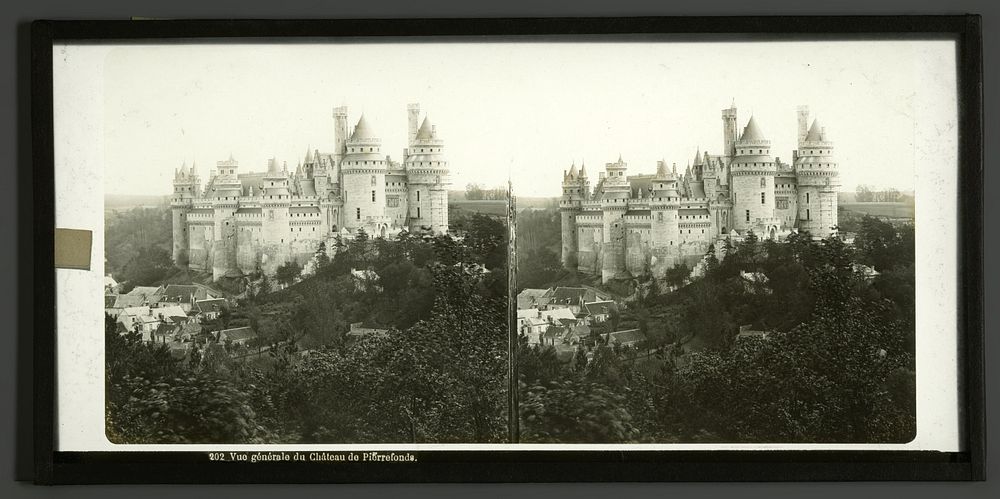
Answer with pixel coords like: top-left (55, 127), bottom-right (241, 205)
top-left (217, 326), bottom-right (258, 346)
top-left (195, 298), bottom-right (228, 321)
top-left (346, 322), bottom-right (390, 339)
top-left (158, 284), bottom-right (221, 313)
top-left (517, 307), bottom-right (578, 344)
top-left (543, 286), bottom-right (613, 315)
top-left (516, 288), bottom-right (553, 310)
top-left (602, 329), bottom-right (646, 348)
top-left (581, 300), bottom-right (617, 324)
top-left (736, 324), bottom-right (771, 342)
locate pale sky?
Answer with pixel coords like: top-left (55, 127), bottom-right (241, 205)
top-left (100, 40), bottom-right (956, 197)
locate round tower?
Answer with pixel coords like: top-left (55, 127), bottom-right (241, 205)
top-left (171, 161), bottom-right (200, 267)
top-left (730, 116), bottom-right (777, 234)
top-left (258, 157), bottom-right (292, 274)
top-left (341, 114), bottom-right (389, 235)
top-left (405, 114), bottom-right (450, 235)
top-left (650, 161), bottom-right (681, 249)
top-left (795, 118), bottom-right (840, 238)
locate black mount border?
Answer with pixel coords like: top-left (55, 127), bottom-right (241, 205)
top-left (28, 15), bottom-right (984, 484)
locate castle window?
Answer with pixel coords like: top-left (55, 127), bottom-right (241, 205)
top-left (807, 209), bottom-right (811, 220)
top-left (761, 192), bottom-right (765, 204)
top-left (356, 208), bottom-right (361, 220)
top-left (372, 190), bottom-right (376, 202)
top-left (746, 210), bottom-right (750, 222)
top-left (806, 192), bottom-right (811, 204)
top-left (760, 177), bottom-right (766, 187)
top-left (417, 207), bottom-right (421, 218)
top-left (416, 191), bottom-right (421, 202)
top-left (371, 175), bottom-right (376, 186)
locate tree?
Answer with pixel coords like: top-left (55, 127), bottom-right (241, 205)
top-left (314, 241), bottom-right (331, 269)
top-left (275, 261), bottom-right (303, 287)
top-left (664, 263), bottom-right (690, 289)
top-left (520, 377), bottom-right (637, 443)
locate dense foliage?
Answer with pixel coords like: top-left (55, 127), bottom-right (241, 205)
top-left (104, 207), bottom-right (175, 291)
top-left (519, 217), bottom-right (916, 443)
top-left (106, 213), bottom-right (509, 443)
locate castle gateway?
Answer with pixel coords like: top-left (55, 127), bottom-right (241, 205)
top-left (560, 104), bottom-right (839, 283)
top-left (170, 104), bottom-right (450, 280)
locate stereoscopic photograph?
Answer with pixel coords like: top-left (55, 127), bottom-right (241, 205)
top-left (97, 45), bottom-right (510, 444)
top-left (510, 41), bottom-right (946, 444)
top-left (49, 35), bottom-right (961, 454)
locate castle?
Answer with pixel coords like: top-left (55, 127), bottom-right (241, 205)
top-left (560, 103), bottom-right (840, 283)
top-left (170, 103), bottom-right (450, 280)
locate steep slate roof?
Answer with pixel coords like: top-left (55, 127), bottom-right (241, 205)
top-left (196, 298), bottom-right (227, 314)
top-left (739, 116), bottom-right (767, 142)
top-left (605, 329), bottom-right (645, 345)
top-left (583, 300), bottom-right (617, 316)
top-left (548, 286), bottom-right (613, 307)
top-left (104, 295), bottom-right (118, 308)
top-left (161, 284), bottom-right (217, 304)
top-left (219, 326), bottom-right (256, 342)
top-left (127, 286), bottom-right (162, 297)
top-left (517, 288), bottom-right (552, 310)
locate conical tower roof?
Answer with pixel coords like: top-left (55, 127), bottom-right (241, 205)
top-left (415, 116), bottom-right (436, 140)
top-left (739, 116), bottom-right (767, 142)
top-left (579, 161), bottom-right (588, 178)
top-left (804, 118), bottom-right (827, 142)
top-left (693, 148), bottom-right (702, 166)
top-left (351, 113), bottom-right (377, 140)
top-left (568, 161), bottom-right (578, 178)
top-left (305, 146), bottom-right (313, 163)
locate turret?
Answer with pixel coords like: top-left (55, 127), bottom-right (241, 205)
top-left (405, 112), bottom-right (450, 234)
top-left (342, 113), bottom-right (389, 234)
top-left (795, 116), bottom-right (840, 238)
top-left (730, 116), bottom-right (778, 233)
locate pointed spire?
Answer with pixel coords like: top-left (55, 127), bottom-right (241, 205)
top-left (739, 115), bottom-right (767, 142)
top-left (672, 163), bottom-right (677, 175)
top-left (804, 118), bottom-right (827, 142)
top-left (416, 116), bottom-right (436, 140)
top-left (618, 153), bottom-right (623, 164)
top-left (579, 161), bottom-right (588, 178)
top-left (305, 146), bottom-right (313, 163)
top-left (351, 113), bottom-right (377, 140)
top-left (693, 147), bottom-right (702, 166)
top-left (568, 161), bottom-right (578, 178)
